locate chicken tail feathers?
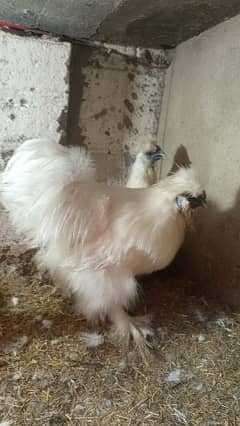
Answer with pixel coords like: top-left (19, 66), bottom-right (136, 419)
top-left (0, 138), bottom-right (96, 243)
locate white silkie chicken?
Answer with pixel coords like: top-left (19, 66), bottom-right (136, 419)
top-left (0, 139), bottom-right (206, 347)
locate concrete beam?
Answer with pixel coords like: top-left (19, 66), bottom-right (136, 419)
top-left (0, 0), bottom-right (124, 40)
top-left (1, 0), bottom-right (240, 47)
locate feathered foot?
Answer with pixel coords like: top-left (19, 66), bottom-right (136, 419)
top-left (109, 306), bottom-right (154, 351)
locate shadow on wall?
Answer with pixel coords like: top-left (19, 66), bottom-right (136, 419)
top-left (64, 43), bottom-right (93, 148)
top-left (165, 145), bottom-right (240, 309)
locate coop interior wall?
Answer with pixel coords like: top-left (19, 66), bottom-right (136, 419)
top-left (160, 14), bottom-right (240, 305)
top-left (0, 30), bottom-right (70, 246)
top-left (0, 30), bottom-right (167, 246)
top-left (66, 44), bottom-right (167, 183)
top-left (2, 13), bottom-right (240, 306)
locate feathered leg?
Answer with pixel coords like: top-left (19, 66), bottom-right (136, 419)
top-left (109, 304), bottom-right (153, 349)
top-left (123, 144), bottom-right (166, 347)
top-left (69, 267), bottom-right (153, 348)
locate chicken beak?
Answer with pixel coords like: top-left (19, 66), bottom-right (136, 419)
top-left (200, 190), bottom-right (207, 207)
top-left (146, 145), bottom-right (166, 161)
top-left (189, 191), bottom-right (207, 209)
top-left (155, 145), bottom-right (166, 158)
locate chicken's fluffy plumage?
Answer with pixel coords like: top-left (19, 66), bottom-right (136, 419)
top-left (1, 139), bottom-right (204, 347)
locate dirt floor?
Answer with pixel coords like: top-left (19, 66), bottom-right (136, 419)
top-left (0, 247), bottom-right (240, 425)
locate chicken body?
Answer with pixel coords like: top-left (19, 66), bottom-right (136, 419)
top-left (1, 139), bottom-right (204, 346)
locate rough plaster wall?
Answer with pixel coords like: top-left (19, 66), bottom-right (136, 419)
top-left (67, 45), bottom-right (166, 183)
top-left (160, 15), bottom-right (240, 304)
top-left (0, 30), bottom-right (70, 245)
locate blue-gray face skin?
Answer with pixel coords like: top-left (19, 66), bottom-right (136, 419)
top-left (144, 147), bottom-right (206, 209)
top-left (145, 145), bottom-right (166, 162)
top-left (181, 190), bottom-right (207, 209)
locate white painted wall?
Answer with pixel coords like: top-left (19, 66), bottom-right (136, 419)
top-left (0, 30), bottom-right (70, 245)
top-left (161, 15), bottom-right (240, 301)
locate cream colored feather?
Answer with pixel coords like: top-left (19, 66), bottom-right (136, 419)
top-left (0, 139), bottom-right (205, 347)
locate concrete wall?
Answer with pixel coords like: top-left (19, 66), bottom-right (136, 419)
top-left (0, 30), bottom-right (70, 245)
top-left (161, 15), bottom-right (240, 304)
top-left (0, 31), bottom-right (168, 245)
top-left (66, 44), bottom-right (167, 183)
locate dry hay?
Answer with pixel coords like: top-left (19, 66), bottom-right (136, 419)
top-left (0, 246), bottom-right (240, 425)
